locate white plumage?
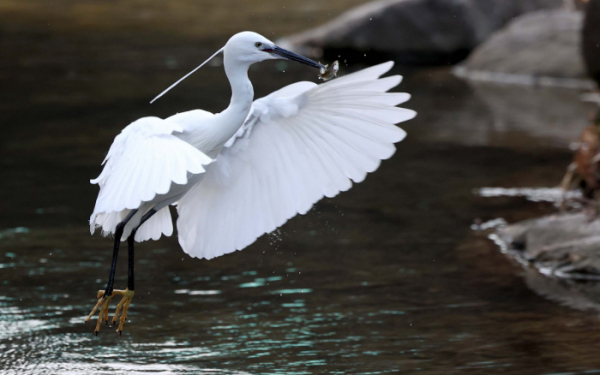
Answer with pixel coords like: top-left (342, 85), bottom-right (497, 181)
top-left (89, 32), bottom-right (415, 260)
top-left (177, 62), bottom-right (413, 259)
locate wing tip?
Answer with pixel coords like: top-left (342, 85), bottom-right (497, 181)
top-left (395, 127), bottom-right (408, 143)
top-left (381, 61), bottom-right (395, 74)
top-left (386, 75), bottom-right (403, 88)
top-left (402, 109), bottom-right (417, 123)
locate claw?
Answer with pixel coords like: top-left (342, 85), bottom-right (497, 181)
top-left (87, 288), bottom-right (135, 336)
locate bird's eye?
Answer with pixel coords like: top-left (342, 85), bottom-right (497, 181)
top-left (255, 42), bottom-right (263, 48)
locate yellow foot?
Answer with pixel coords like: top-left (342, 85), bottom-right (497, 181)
top-left (84, 289), bottom-right (135, 336)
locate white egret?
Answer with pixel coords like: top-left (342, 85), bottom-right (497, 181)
top-left (85, 31), bottom-right (415, 335)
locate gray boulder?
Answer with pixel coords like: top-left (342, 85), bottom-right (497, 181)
top-left (498, 213), bottom-right (600, 280)
top-left (279, 0), bottom-right (564, 64)
top-left (456, 10), bottom-right (588, 85)
top-left (524, 267), bottom-right (600, 311)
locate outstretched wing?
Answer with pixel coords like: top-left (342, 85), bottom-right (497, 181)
top-left (176, 61), bottom-right (415, 259)
top-left (90, 116), bottom-right (213, 234)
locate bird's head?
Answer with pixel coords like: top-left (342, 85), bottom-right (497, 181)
top-left (224, 31), bottom-right (321, 68)
top-left (150, 31), bottom-right (322, 104)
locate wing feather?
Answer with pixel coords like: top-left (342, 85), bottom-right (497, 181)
top-left (176, 61), bottom-right (415, 259)
top-left (90, 116), bottom-right (213, 235)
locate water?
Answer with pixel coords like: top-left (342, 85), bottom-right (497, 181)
top-left (3, 1), bottom-right (600, 374)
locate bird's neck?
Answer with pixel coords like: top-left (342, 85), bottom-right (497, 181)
top-left (213, 58), bottom-right (254, 146)
top-left (225, 58), bottom-right (254, 110)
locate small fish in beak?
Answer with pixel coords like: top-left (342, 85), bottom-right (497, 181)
top-left (318, 61), bottom-right (339, 81)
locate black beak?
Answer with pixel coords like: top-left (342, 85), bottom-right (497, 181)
top-left (267, 45), bottom-right (323, 69)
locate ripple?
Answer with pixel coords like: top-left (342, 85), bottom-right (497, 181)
top-left (0, 227), bottom-right (29, 240)
top-left (174, 289), bottom-right (221, 296)
top-left (271, 289), bottom-right (312, 295)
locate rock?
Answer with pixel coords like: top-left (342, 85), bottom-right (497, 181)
top-left (524, 267), bottom-right (600, 311)
top-left (455, 10), bottom-right (594, 87)
top-left (501, 214), bottom-right (600, 254)
top-left (583, 0), bottom-right (600, 85)
top-left (498, 213), bottom-right (600, 280)
top-left (279, 0), bottom-right (564, 64)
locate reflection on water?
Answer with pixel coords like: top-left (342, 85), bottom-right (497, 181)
top-left (3, 1), bottom-right (600, 374)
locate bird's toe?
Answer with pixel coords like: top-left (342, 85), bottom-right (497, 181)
top-left (86, 288), bottom-right (134, 335)
top-left (114, 289), bottom-right (135, 335)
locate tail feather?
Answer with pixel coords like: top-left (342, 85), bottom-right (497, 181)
top-left (134, 207), bottom-right (173, 242)
top-left (90, 207), bottom-right (173, 242)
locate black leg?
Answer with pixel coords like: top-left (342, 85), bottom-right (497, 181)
top-left (126, 209), bottom-right (157, 292)
top-left (103, 209), bottom-right (137, 297)
top-left (87, 208), bottom-right (158, 334)
top-left (127, 234), bottom-right (135, 291)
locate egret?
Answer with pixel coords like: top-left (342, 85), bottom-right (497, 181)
top-left (85, 31), bottom-right (415, 335)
